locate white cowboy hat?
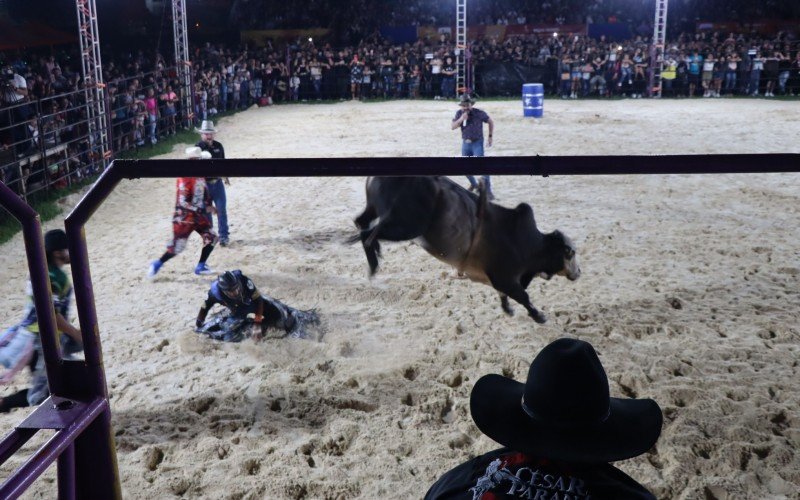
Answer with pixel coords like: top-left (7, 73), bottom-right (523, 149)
top-left (185, 146), bottom-right (212, 159)
top-left (195, 120), bottom-right (218, 134)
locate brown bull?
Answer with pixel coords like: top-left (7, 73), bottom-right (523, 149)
top-left (349, 176), bottom-right (580, 323)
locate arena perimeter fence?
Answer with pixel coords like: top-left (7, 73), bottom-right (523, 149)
top-left (0, 66), bottom-right (191, 213)
top-left (2, 153), bottom-right (800, 497)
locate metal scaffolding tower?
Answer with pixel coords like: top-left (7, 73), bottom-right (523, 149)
top-left (76, 0), bottom-right (110, 166)
top-left (649, 0), bottom-right (669, 97)
top-left (455, 0), bottom-right (467, 95)
top-left (172, 0), bottom-right (193, 127)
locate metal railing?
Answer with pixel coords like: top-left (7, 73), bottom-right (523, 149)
top-left (0, 66), bottom-right (192, 208)
top-left (0, 152), bottom-right (799, 496)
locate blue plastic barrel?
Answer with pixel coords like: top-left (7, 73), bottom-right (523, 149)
top-left (522, 83), bottom-right (544, 118)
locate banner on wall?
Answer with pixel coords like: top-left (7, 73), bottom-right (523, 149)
top-left (241, 28), bottom-right (330, 47)
top-left (389, 23), bottom-right (587, 44)
top-left (475, 61), bottom-right (554, 97)
top-left (695, 19), bottom-right (800, 35)
top-left (587, 23), bottom-right (633, 41)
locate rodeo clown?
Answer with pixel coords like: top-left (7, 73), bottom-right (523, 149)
top-left (195, 270), bottom-right (320, 342)
top-left (147, 147), bottom-right (218, 278)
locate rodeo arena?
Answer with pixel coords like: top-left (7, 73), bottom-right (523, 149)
top-left (1, 0), bottom-right (800, 498)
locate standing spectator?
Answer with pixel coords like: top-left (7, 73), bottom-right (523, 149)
top-left (361, 62), bottom-right (374, 100)
top-left (749, 50), bottom-right (764, 96)
top-left (421, 61), bottom-right (433, 97)
top-left (425, 338), bottom-right (663, 500)
top-left (144, 88), bottom-right (159, 145)
top-left (451, 94), bottom-right (495, 200)
top-left (687, 50), bottom-right (703, 97)
top-left (239, 72), bottom-right (250, 108)
top-left (232, 75), bottom-right (242, 109)
top-left (196, 120), bottom-right (230, 247)
top-left (147, 147), bottom-right (218, 278)
top-left (712, 56), bottom-right (725, 98)
top-left (160, 85), bottom-right (178, 136)
top-left (409, 64), bottom-right (421, 99)
top-left (661, 54), bottom-right (677, 97)
top-left (289, 73), bottom-right (300, 101)
top-left (763, 50), bottom-right (781, 97)
top-left (309, 58), bottom-right (323, 101)
top-left (379, 56), bottom-right (395, 99)
top-left (570, 53), bottom-right (583, 99)
top-left (790, 51), bottom-right (800, 96)
top-left (701, 52), bottom-right (716, 97)
top-left (618, 52), bottom-right (634, 97)
top-left (777, 50), bottom-right (791, 95)
top-left (724, 52), bottom-right (740, 95)
top-left (1, 65), bottom-right (28, 104)
top-left (220, 76), bottom-right (228, 112)
top-left (440, 56), bottom-right (457, 99)
top-left (632, 64), bottom-right (647, 98)
top-left (350, 56), bottom-right (363, 100)
top-left (430, 53), bottom-right (443, 100)
top-left (395, 64), bottom-right (408, 98)
top-left (580, 58), bottom-right (594, 97)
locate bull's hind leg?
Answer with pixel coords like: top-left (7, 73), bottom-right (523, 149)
top-left (359, 211), bottom-right (427, 276)
top-left (489, 274), bottom-right (546, 324)
top-left (363, 230), bottom-right (381, 276)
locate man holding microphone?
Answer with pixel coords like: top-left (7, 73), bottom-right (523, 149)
top-left (451, 94), bottom-right (495, 200)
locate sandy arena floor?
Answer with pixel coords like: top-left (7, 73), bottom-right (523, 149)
top-left (1, 98), bottom-right (799, 499)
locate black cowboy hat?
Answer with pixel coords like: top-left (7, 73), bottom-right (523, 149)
top-left (458, 94), bottom-right (475, 105)
top-left (44, 229), bottom-right (68, 253)
top-left (470, 338), bottom-right (662, 463)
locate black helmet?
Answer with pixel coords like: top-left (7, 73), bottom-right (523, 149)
top-left (44, 229), bottom-right (68, 253)
top-left (217, 271), bottom-right (238, 291)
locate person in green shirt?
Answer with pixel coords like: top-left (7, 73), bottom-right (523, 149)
top-left (0, 229), bottom-right (83, 412)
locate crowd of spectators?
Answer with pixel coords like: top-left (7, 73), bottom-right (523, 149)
top-left (230, 0), bottom-right (800, 38)
top-left (2, 5), bottom-right (800, 197)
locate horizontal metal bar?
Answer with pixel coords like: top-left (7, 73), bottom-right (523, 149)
top-left (17, 397), bottom-right (92, 431)
top-left (114, 154), bottom-right (800, 178)
top-left (0, 397), bottom-right (107, 499)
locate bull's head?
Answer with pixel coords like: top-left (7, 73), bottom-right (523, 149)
top-left (553, 231), bottom-right (581, 281)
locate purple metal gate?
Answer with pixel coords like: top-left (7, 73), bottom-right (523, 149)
top-left (0, 152), bottom-right (798, 497)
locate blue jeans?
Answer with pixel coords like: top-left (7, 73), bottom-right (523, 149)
top-left (441, 76), bottom-right (456, 98)
top-left (207, 180), bottom-right (228, 241)
top-left (462, 140), bottom-right (491, 193)
top-left (749, 70), bottom-right (761, 94)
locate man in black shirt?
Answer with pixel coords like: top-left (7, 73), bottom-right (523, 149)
top-left (426, 338), bottom-right (663, 499)
top-left (196, 120), bottom-right (230, 246)
top-left (451, 94), bottom-right (495, 200)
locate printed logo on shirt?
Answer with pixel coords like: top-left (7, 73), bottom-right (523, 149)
top-left (470, 457), bottom-right (592, 500)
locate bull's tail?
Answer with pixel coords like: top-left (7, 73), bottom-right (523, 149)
top-left (476, 178), bottom-right (490, 225)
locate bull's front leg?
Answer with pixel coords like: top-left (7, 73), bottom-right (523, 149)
top-left (488, 274), bottom-right (546, 324)
top-left (499, 294), bottom-right (514, 316)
